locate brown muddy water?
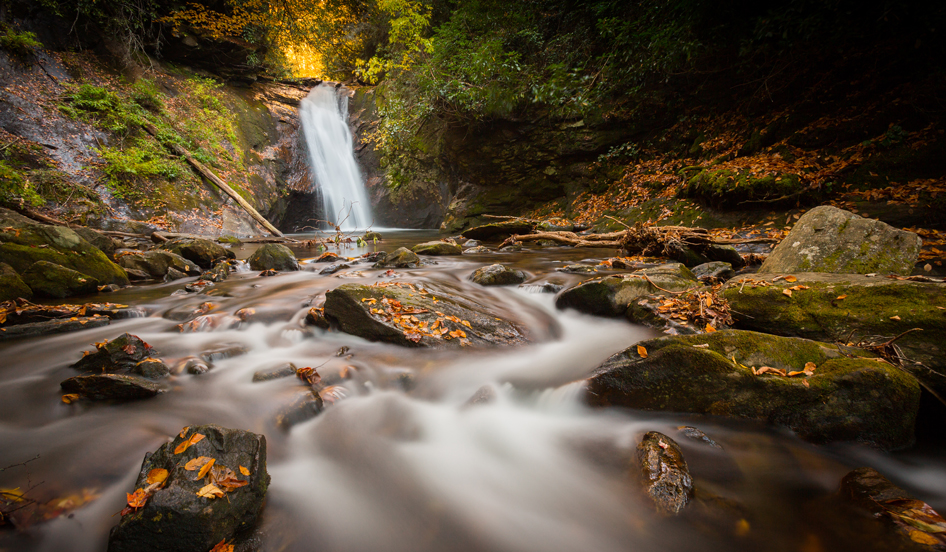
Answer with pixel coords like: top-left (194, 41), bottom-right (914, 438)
top-left (0, 230), bottom-right (943, 552)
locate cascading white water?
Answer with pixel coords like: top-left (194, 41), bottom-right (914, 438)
top-left (299, 83), bottom-right (372, 230)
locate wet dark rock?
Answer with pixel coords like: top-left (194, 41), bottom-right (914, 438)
top-left (461, 220), bottom-right (535, 241)
top-left (0, 262), bottom-right (33, 301)
top-left (463, 240), bottom-right (480, 248)
top-left (361, 251), bottom-right (386, 263)
top-left (199, 261), bottom-right (231, 283)
top-left (185, 280), bottom-right (215, 293)
top-left (252, 363), bottom-right (298, 382)
top-left (201, 344), bottom-right (249, 362)
top-left (313, 252), bottom-right (340, 263)
top-left (107, 424), bottom-right (270, 552)
top-left (412, 241), bottom-right (462, 256)
top-left (335, 346), bottom-right (350, 357)
top-left (165, 267), bottom-right (187, 281)
top-left (469, 264), bottom-right (527, 286)
top-left (23, 261), bottom-right (99, 298)
top-left (373, 247), bottom-right (420, 268)
top-left (637, 432), bottom-right (693, 514)
top-left (0, 316), bottom-right (111, 340)
top-left (676, 426), bottom-right (722, 449)
top-left (323, 282), bottom-right (528, 348)
top-left (556, 264), bottom-right (597, 274)
top-left (463, 246), bottom-right (492, 254)
top-left (275, 389), bottom-right (324, 430)
top-left (462, 385), bottom-right (497, 408)
top-left (556, 263), bottom-right (698, 317)
top-left (248, 244), bottom-right (300, 271)
top-left (159, 237), bottom-right (234, 269)
top-left (319, 263), bottom-right (350, 275)
top-left (61, 374), bottom-right (165, 400)
top-left (691, 261), bottom-right (735, 285)
top-left (98, 284), bottom-right (122, 293)
top-left (704, 245), bottom-right (745, 269)
top-left (499, 243), bottom-right (523, 252)
top-left (519, 282), bottom-right (564, 293)
top-left (175, 356), bottom-right (213, 375)
top-left (759, 206), bottom-right (920, 275)
top-left (587, 330), bottom-right (920, 450)
top-left (132, 358), bottom-right (170, 379)
top-left (73, 227), bottom-right (118, 260)
top-left (124, 268), bottom-right (151, 281)
top-left (304, 307), bottom-right (330, 329)
top-left (72, 333), bottom-right (155, 373)
top-left (118, 250), bottom-right (200, 279)
top-left (721, 272), bottom-right (946, 399)
top-left (258, 269), bottom-right (278, 277)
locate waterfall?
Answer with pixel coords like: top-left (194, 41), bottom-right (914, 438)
top-left (299, 83), bottom-right (372, 230)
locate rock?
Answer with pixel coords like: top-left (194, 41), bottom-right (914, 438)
top-left (363, 231), bottom-right (382, 241)
top-left (252, 363), bottom-right (298, 382)
top-left (22, 261), bottom-right (99, 298)
top-left (556, 264), bottom-right (597, 274)
top-left (469, 264), bottom-right (527, 286)
top-left (463, 240), bottom-right (480, 247)
top-left (536, 218), bottom-right (576, 232)
top-left (165, 267), bottom-right (187, 281)
top-left (0, 262), bottom-right (32, 301)
top-left (201, 344), bottom-right (248, 362)
top-left (107, 425), bottom-right (270, 552)
top-left (98, 284), bottom-right (122, 292)
top-left (0, 317), bottom-right (111, 340)
top-left (676, 426), bottom-right (722, 449)
top-left (587, 330), bottom-right (921, 450)
top-left (625, 295), bottom-right (704, 334)
top-left (462, 385), bottom-right (497, 408)
top-left (73, 227), bottom-right (118, 259)
top-left (319, 263), bottom-right (350, 275)
top-left (461, 220), bottom-right (535, 241)
top-left (313, 252), bottom-right (340, 263)
top-left (360, 251), bottom-right (386, 263)
top-left (412, 241), bottom-right (463, 255)
top-left (132, 358), bottom-right (170, 379)
top-left (556, 263), bottom-right (699, 317)
top-left (519, 282), bottom-right (564, 293)
top-left (499, 243), bottom-right (523, 252)
top-left (691, 261), bottom-right (735, 284)
top-left (275, 389), bottom-right (324, 429)
top-left (248, 244), bottom-right (300, 271)
top-left (637, 432), bottom-right (693, 514)
top-left (0, 208), bottom-right (129, 286)
top-left (124, 268), bottom-right (151, 281)
top-left (175, 356), bottom-right (212, 375)
top-left (216, 235), bottom-right (243, 245)
top-left (373, 247), bottom-right (420, 268)
top-left (304, 307), bottom-right (330, 329)
top-left (323, 282), bottom-right (528, 348)
top-left (199, 261), bottom-right (231, 283)
top-left (60, 374), bottom-right (165, 400)
top-left (663, 242), bottom-right (710, 267)
top-left (721, 272), bottom-right (946, 399)
top-left (463, 246), bottom-right (492, 254)
top-left (72, 333), bottom-right (156, 373)
top-left (704, 245), bottom-right (746, 269)
top-left (759, 206), bottom-right (921, 275)
top-left (160, 238), bottom-right (233, 268)
top-left (118, 250), bottom-right (200, 279)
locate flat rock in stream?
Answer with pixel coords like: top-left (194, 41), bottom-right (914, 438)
top-left (248, 244), bottom-right (300, 271)
top-left (586, 330), bottom-right (920, 450)
top-left (412, 241), bottom-right (462, 256)
top-left (159, 238), bottom-right (234, 269)
top-left (323, 282), bottom-right (528, 348)
top-left (0, 316), bottom-right (111, 340)
top-left (637, 431), bottom-right (693, 514)
top-left (556, 263), bottom-right (699, 317)
top-left (469, 264), bottom-right (527, 286)
top-left (373, 247), bottom-right (420, 268)
top-left (60, 373), bottom-right (165, 400)
top-left (107, 425), bottom-right (270, 552)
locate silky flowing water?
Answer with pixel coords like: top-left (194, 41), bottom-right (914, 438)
top-left (1, 231), bottom-right (944, 552)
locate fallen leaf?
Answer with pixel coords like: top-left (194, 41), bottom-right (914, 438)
top-left (196, 484), bottom-right (225, 499)
top-left (239, 466), bottom-right (250, 476)
top-left (185, 456), bottom-right (213, 471)
top-left (61, 393), bottom-right (80, 404)
top-left (637, 345), bottom-right (648, 358)
top-left (755, 366), bottom-right (788, 376)
top-left (174, 433), bottom-right (205, 454)
top-left (122, 345), bottom-right (136, 355)
top-left (784, 276), bottom-right (798, 282)
top-left (197, 458), bottom-right (216, 479)
top-left (890, 315), bottom-right (902, 321)
top-left (804, 362), bottom-right (817, 375)
top-left (705, 324), bottom-right (716, 333)
top-left (782, 288), bottom-right (793, 297)
top-left (179, 427), bottom-right (189, 438)
top-left (126, 488), bottom-right (148, 509)
top-left (146, 469), bottom-right (168, 485)
top-left (836, 295), bottom-right (847, 300)
top-left (909, 531), bottom-right (940, 545)
top-left (209, 540), bottom-right (235, 552)
top-left (802, 379), bottom-right (810, 388)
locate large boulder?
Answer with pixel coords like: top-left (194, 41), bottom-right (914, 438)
top-left (159, 238), bottom-right (234, 269)
top-left (586, 330), bottom-right (920, 450)
top-left (73, 227), bottom-right (118, 259)
top-left (469, 264), bottom-right (527, 286)
top-left (0, 208), bottom-right (128, 285)
top-left (62, 333), bottom-right (170, 401)
top-left (60, 374), bottom-right (164, 400)
top-left (118, 250), bottom-right (200, 279)
top-left (721, 273), bottom-right (946, 398)
top-left (107, 425), bottom-right (270, 552)
top-left (0, 262), bottom-right (32, 301)
top-left (22, 261), bottom-right (99, 298)
top-left (411, 241), bottom-right (462, 256)
top-left (373, 247), bottom-right (420, 268)
top-left (247, 244), bottom-right (300, 271)
top-left (759, 206), bottom-right (921, 275)
top-left (556, 263), bottom-right (699, 317)
top-left (71, 333), bottom-right (156, 373)
top-left (323, 282), bottom-right (528, 348)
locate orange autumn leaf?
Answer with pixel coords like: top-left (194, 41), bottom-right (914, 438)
top-left (126, 488), bottom-right (148, 509)
top-left (637, 345), bottom-right (648, 358)
top-left (782, 288), bottom-right (793, 297)
top-left (754, 366), bottom-right (787, 376)
top-left (174, 433), bottom-right (205, 454)
top-left (784, 275), bottom-right (798, 283)
top-left (836, 295), bottom-right (847, 300)
top-left (184, 456), bottom-right (213, 471)
top-left (61, 393), bottom-right (80, 404)
top-left (890, 315), bottom-right (902, 321)
top-left (196, 484), bottom-right (225, 499)
top-left (179, 426), bottom-right (189, 438)
top-left (210, 539), bottom-right (235, 552)
top-left (705, 324), bottom-right (716, 333)
top-left (804, 362), bottom-right (817, 375)
top-left (197, 458), bottom-right (216, 480)
top-left (146, 469), bottom-right (168, 485)
top-left (239, 466), bottom-right (250, 476)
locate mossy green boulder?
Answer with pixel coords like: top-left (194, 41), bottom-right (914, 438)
top-left (586, 330), bottom-right (920, 450)
top-left (461, 220), bottom-right (536, 241)
top-left (682, 167), bottom-right (809, 207)
top-left (0, 262), bottom-right (32, 301)
top-left (721, 272), bottom-right (946, 398)
top-left (72, 227), bottom-right (118, 259)
top-left (159, 237), bottom-right (233, 269)
top-left (412, 241), bottom-right (463, 256)
top-left (117, 250), bottom-right (200, 279)
top-left (373, 247), bottom-right (420, 268)
top-left (23, 261), bottom-right (99, 298)
top-left (759, 206), bottom-right (921, 275)
top-left (248, 243), bottom-right (299, 271)
top-left (556, 263), bottom-right (699, 317)
top-left (0, 208), bottom-right (128, 286)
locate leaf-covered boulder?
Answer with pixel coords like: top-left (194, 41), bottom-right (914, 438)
top-left (0, 208), bottom-right (128, 285)
top-left (72, 333), bottom-right (156, 372)
top-left (107, 425), bottom-right (270, 552)
top-left (586, 330), bottom-right (920, 450)
top-left (373, 247), bottom-right (420, 268)
top-left (22, 261), bottom-right (99, 298)
top-left (556, 263), bottom-right (699, 317)
top-left (759, 205), bottom-right (921, 275)
top-left (323, 282), bottom-right (528, 348)
top-left (469, 264), bottom-right (527, 286)
top-left (247, 244), bottom-right (300, 271)
top-left (637, 432), bottom-right (692, 514)
top-left (412, 241), bottom-right (462, 255)
top-left (118, 250), bottom-right (200, 279)
top-left (0, 262), bottom-right (32, 301)
top-left (721, 272), bottom-right (946, 399)
top-left (159, 238), bottom-right (234, 269)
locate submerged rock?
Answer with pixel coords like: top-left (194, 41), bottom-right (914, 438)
top-left (275, 389), bottom-right (324, 430)
top-left (587, 330), bottom-right (920, 450)
top-left (252, 363), bottom-right (298, 382)
top-left (0, 262), bottom-right (32, 302)
top-left (22, 261), bottom-right (99, 298)
top-left (412, 241), bottom-right (462, 256)
top-left (637, 432), bottom-right (693, 514)
top-left (159, 237), bottom-right (233, 269)
top-left (462, 385), bottom-right (497, 408)
top-left (373, 247), bottom-right (420, 268)
top-left (469, 264), bottom-right (527, 286)
top-left (248, 244), bottom-right (300, 271)
top-left (323, 282), bottom-right (528, 348)
top-left (556, 263), bottom-right (699, 317)
top-left (107, 425), bottom-right (270, 552)
top-left (759, 206), bottom-right (921, 275)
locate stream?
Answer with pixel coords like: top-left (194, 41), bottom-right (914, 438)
top-left (1, 230), bottom-right (944, 552)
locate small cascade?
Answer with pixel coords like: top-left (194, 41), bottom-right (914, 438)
top-left (299, 83), bottom-right (372, 230)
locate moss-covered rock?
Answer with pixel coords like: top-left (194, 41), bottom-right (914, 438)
top-left (373, 247), bottom-right (420, 268)
top-left (556, 263), bottom-right (699, 317)
top-left (159, 238), bottom-right (233, 269)
top-left (682, 168), bottom-right (812, 207)
top-left (721, 272), bottom-right (946, 398)
top-left (72, 227), bottom-right (118, 260)
top-left (412, 241), bottom-right (462, 255)
top-left (469, 264), bottom-right (528, 286)
top-left (0, 262), bottom-right (32, 302)
top-left (759, 206), bottom-right (920, 275)
top-left (117, 250), bottom-right (200, 279)
top-left (460, 220), bottom-right (536, 241)
top-left (22, 261), bottom-right (99, 298)
top-left (586, 330), bottom-right (920, 450)
top-left (691, 261), bottom-right (735, 284)
top-left (216, 235), bottom-right (243, 245)
top-left (323, 282), bottom-right (527, 348)
top-left (0, 208), bottom-right (128, 286)
top-left (247, 244), bottom-right (299, 271)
